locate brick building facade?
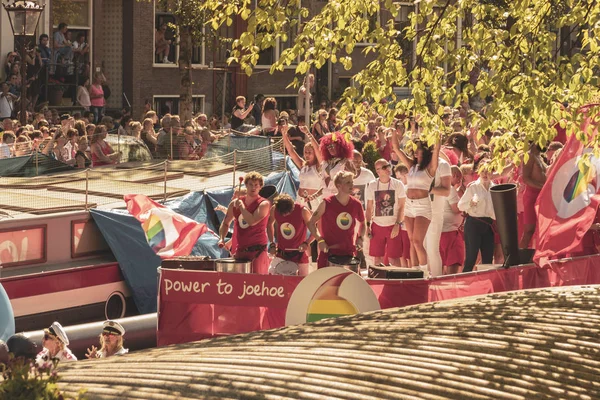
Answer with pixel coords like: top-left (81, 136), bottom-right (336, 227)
top-left (0, 0), bottom-right (415, 120)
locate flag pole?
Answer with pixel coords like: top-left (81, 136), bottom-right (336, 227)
top-left (163, 161), bottom-right (168, 203)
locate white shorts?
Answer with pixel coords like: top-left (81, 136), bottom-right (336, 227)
top-left (405, 197), bottom-right (432, 220)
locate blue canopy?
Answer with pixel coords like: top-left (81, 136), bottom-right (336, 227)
top-left (91, 161), bottom-right (299, 314)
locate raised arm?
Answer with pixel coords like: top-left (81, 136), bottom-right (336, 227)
top-left (282, 128), bottom-right (304, 169)
top-left (427, 131), bottom-right (442, 177)
top-left (300, 125), bottom-right (322, 164)
top-left (236, 199), bottom-right (270, 226)
top-left (391, 128), bottom-right (413, 167)
top-left (233, 104), bottom-right (254, 121)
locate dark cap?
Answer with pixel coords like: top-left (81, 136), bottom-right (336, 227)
top-left (60, 114), bottom-right (71, 121)
top-left (7, 334), bottom-right (37, 360)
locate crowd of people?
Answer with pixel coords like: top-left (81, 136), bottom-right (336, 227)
top-left (1, 22), bottom-right (91, 122)
top-left (1, 62), bottom-right (596, 276)
top-left (0, 106), bottom-right (228, 167)
top-left (216, 78), bottom-right (597, 279)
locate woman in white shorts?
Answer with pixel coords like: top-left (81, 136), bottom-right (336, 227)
top-left (392, 127), bottom-right (441, 275)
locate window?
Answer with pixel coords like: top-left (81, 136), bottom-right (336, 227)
top-left (394, 2), bottom-right (417, 72)
top-left (356, 9), bottom-right (381, 46)
top-left (264, 95), bottom-right (298, 112)
top-left (153, 95), bottom-right (205, 117)
top-left (255, 0), bottom-right (300, 67)
top-left (338, 76), bottom-right (356, 93)
top-left (0, 226), bottom-right (47, 268)
top-left (51, 0), bottom-right (92, 78)
top-left (52, 0), bottom-right (90, 27)
top-left (154, 0), bottom-right (205, 67)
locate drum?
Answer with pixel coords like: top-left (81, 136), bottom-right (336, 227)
top-left (161, 256), bottom-right (215, 271)
top-left (327, 255), bottom-right (361, 274)
top-left (269, 257), bottom-right (299, 276)
top-left (215, 258), bottom-right (252, 273)
top-left (259, 185), bottom-right (278, 202)
top-left (368, 265), bottom-right (424, 279)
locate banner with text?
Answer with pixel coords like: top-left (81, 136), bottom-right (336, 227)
top-left (157, 256), bottom-right (600, 346)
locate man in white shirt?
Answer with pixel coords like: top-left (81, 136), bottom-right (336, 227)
top-left (458, 164), bottom-right (496, 272)
top-left (297, 74), bottom-right (314, 120)
top-left (0, 82), bottom-right (15, 120)
top-left (351, 150), bottom-right (376, 209)
top-left (440, 166), bottom-right (465, 274)
top-left (424, 157), bottom-right (452, 277)
top-left (366, 159), bottom-right (406, 266)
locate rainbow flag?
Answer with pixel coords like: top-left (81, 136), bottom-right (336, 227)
top-left (564, 162), bottom-right (597, 203)
top-left (142, 213), bottom-right (166, 252)
top-left (306, 273), bottom-right (358, 322)
top-left (125, 194), bottom-right (208, 258)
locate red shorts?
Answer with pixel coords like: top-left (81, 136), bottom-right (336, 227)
top-left (369, 223), bottom-right (403, 259)
top-left (401, 230), bottom-right (410, 260)
top-left (523, 185), bottom-right (541, 226)
top-left (439, 230), bottom-right (465, 267)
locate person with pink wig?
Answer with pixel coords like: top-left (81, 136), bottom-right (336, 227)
top-left (319, 132), bottom-right (355, 198)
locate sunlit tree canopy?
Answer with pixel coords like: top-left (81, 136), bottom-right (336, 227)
top-left (158, 0), bottom-right (600, 168)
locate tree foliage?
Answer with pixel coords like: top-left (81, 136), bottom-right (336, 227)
top-left (194, 0), bottom-right (600, 169)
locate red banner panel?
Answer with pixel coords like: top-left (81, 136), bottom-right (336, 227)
top-left (158, 256), bottom-right (600, 347)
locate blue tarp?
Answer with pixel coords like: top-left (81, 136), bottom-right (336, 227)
top-left (0, 283), bottom-right (15, 341)
top-left (92, 160), bottom-right (299, 314)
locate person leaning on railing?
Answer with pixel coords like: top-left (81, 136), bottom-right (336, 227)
top-left (178, 126), bottom-right (203, 160)
top-left (14, 135), bottom-right (32, 157)
top-left (90, 125), bottom-right (119, 167)
top-left (0, 131), bottom-right (15, 159)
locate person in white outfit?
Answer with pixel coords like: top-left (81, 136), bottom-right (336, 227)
top-left (86, 320), bottom-right (129, 359)
top-left (424, 157), bottom-right (451, 277)
top-left (36, 321), bottom-right (77, 366)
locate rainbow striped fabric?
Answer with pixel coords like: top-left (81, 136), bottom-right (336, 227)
top-left (564, 162), bottom-right (596, 202)
top-left (142, 213), bottom-right (167, 252)
top-left (125, 194), bottom-right (208, 258)
top-left (306, 273), bottom-right (358, 322)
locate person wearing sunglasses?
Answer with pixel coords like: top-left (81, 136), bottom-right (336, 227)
top-left (36, 321), bottom-right (76, 366)
top-left (86, 320), bottom-right (128, 359)
top-left (365, 159), bottom-right (406, 267)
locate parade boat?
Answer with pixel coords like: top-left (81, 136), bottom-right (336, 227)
top-left (0, 209), bottom-right (133, 332)
top-left (0, 134), bottom-right (287, 332)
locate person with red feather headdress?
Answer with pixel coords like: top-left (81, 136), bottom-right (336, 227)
top-left (319, 132), bottom-right (355, 198)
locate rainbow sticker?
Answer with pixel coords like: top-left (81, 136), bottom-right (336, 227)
top-left (280, 222), bottom-right (296, 240)
top-left (285, 267), bottom-right (380, 326)
top-left (336, 212), bottom-right (353, 230)
top-left (142, 214), bottom-right (166, 251)
top-left (306, 274), bottom-right (358, 322)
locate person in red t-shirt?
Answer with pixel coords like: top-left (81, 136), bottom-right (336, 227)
top-left (308, 170), bottom-right (366, 269)
top-left (218, 171), bottom-right (271, 274)
top-left (267, 194), bottom-right (314, 276)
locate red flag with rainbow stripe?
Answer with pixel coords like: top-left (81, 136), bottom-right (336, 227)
top-left (534, 111), bottom-right (600, 266)
top-left (124, 194), bottom-right (207, 258)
